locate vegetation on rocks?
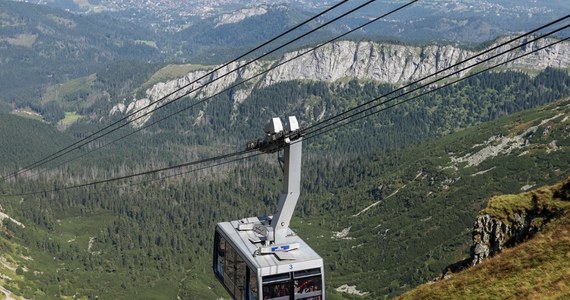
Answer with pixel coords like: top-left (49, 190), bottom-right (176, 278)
top-left (400, 177), bottom-right (570, 300)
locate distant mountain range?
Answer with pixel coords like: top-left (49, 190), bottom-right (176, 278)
top-left (0, 1), bottom-right (163, 105)
top-left (9, 0), bottom-right (570, 42)
top-left (2, 0), bottom-right (569, 121)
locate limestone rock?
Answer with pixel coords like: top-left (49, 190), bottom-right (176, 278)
top-left (110, 38), bottom-right (570, 128)
top-left (470, 209), bottom-right (541, 265)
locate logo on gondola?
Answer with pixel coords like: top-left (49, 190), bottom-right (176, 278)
top-left (271, 245), bottom-right (290, 251)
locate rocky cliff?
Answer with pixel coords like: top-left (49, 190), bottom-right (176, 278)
top-left (110, 37), bottom-right (570, 127)
top-left (400, 176), bottom-right (570, 299)
top-left (469, 177), bottom-right (570, 265)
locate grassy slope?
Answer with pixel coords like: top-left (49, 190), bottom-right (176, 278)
top-left (0, 234), bottom-right (29, 300)
top-left (400, 178), bottom-right (570, 299)
top-left (293, 98), bottom-right (570, 298)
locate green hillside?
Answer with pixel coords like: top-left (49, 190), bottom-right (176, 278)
top-left (1, 2), bottom-right (569, 299)
top-left (142, 67), bottom-right (570, 160)
top-left (0, 95), bottom-right (568, 298)
top-left (0, 1), bottom-right (330, 119)
top-left (400, 177), bottom-right (570, 299)
top-left (0, 114), bottom-right (75, 171)
top-left (291, 97), bottom-right (570, 298)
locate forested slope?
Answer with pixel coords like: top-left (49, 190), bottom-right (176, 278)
top-left (0, 114), bottom-right (75, 171)
top-left (0, 93), bottom-right (568, 298)
top-left (0, 1), bottom-right (163, 105)
top-left (142, 67), bottom-right (570, 157)
top-left (1, 24), bottom-right (569, 299)
top-left (295, 97), bottom-right (570, 297)
top-left (1, 2), bottom-right (569, 299)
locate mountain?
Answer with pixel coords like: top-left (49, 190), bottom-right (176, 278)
top-left (3, 0), bottom-right (568, 123)
top-left (1, 2), bottom-right (570, 299)
top-left (0, 92), bottom-right (568, 298)
top-left (293, 97), bottom-right (570, 298)
top-left (109, 37), bottom-right (570, 128)
top-left (400, 177), bottom-right (570, 299)
top-left (0, 1), bottom-right (321, 117)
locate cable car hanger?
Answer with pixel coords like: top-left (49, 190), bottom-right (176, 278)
top-left (243, 116), bottom-right (304, 255)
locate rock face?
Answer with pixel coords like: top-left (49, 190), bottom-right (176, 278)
top-left (261, 41), bottom-right (472, 86)
top-left (110, 37), bottom-right (570, 128)
top-left (470, 213), bottom-right (536, 265)
top-left (111, 60), bottom-right (265, 127)
top-left (261, 37), bottom-right (570, 87)
top-left (0, 205), bottom-right (25, 228)
top-left (469, 178), bottom-right (570, 266)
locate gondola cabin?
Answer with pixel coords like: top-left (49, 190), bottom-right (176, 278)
top-left (213, 218), bottom-right (324, 300)
top-left (212, 116), bottom-right (325, 300)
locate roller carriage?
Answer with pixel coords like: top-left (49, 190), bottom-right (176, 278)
top-left (213, 116), bottom-right (325, 300)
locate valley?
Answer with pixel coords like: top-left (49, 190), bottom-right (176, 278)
top-left (1, 71), bottom-right (568, 298)
top-left (0, 1), bottom-right (569, 299)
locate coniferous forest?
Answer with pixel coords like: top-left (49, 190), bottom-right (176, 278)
top-left (0, 65), bottom-right (569, 298)
top-left (1, 1), bottom-right (570, 298)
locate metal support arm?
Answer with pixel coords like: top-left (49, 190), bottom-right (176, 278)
top-left (271, 118), bottom-right (302, 244)
top-left (247, 116), bottom-right (303, 245)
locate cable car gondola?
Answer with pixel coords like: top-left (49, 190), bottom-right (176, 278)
top-left (213, 116), bottom-right (325, 300)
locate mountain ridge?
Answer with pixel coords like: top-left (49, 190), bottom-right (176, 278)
top-left (13, 0), bottom-right (570, 42)
top-left (110, 37), bottom-right (570, 128)
top-left (0, 2), bottom-right (569, 298)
